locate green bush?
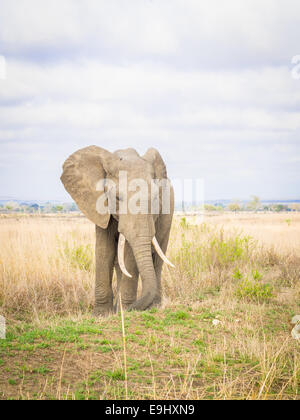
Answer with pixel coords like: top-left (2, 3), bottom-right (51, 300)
top-left (60, 242), bottom-right (94, 271)
top-left (208, 230), bottom-right (252, 266)
top-left (176, 228), bottom-right (255, 279)
top-left (233, 268), bottom-right (243, 280)
top-left (235, 270), bottom-right (273, 302)
top-left (180, 217), bottom-right (188, 229)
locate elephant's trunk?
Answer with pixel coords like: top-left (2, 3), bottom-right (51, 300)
top-left (127, 237), bottom-right (157, 311)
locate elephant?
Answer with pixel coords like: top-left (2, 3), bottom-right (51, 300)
top-left (60, 146), bottom-right (174, 315)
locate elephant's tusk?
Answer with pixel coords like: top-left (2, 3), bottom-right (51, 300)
top-left (118, 234), bottom-right (132, 278)
top-left (152, 236), bottom-right (175, 268)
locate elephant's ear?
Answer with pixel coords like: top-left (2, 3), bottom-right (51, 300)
top-left (60, 145), bottom-right (113, 229)
top-left (143, 148), bottom-right (167, 179)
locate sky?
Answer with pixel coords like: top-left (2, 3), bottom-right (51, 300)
top-left (0, 0), bottom-right (300, 202)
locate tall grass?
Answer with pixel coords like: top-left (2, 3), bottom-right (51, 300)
top-left (0, 216), bottom-right (95, 317)
top-left (0, 213), bottom-right (299, 400)
top-left (0, 213), bottom-right (299, 317)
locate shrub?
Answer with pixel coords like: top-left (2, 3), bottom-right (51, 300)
top-left (235, 270), bottom-right (273, 302)
top-left (207, 230), bottom-right (253, 266)
top-left (180, 217), bottom-right (188, 229)
top-left (233, 268), bottom-right (243, 280)
top-left (60, 242), bottom-right (94, 272)
top-left (176, 227), bottom-right (255, 280)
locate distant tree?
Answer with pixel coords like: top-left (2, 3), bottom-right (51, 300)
top-left (30, 204), bottom-right (40, 213)
top-left (227, 201), bottom-right (242, 212)
top-left (215, 205), bottom-right (224, 211)
top-left (289, 203), bottom-right (300, 212)
top-left (247, 195), bottom-right (261, 211)
top-left (273, 204), bottom-right (288, 212)
top-left (42, 203), bottom-right (53, 213)
top-left (56, 205), bottom-right (63, 213)
top-left (5, 202), bottom-right (19, 212)
top-left (69, 202), bottom-right (78, 211)
top-left (19, 203), bottom-right (29, 213)
top-left (263, 205), bottom-right (271, 211)
top-left (204, 204), bottom-right (217, 211)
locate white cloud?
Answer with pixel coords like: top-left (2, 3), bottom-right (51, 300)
top-left (0, 0), bottom-right (300, 200)
top-left (1, 0), bottom-right (300, 66)
top-left (1, 60), bottom-right (300, 132)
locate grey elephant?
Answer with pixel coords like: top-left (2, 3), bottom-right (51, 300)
top-left (60, 146), bottom-right (174, 315)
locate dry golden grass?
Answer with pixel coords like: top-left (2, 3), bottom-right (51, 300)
top-left (0, 215), bottom-right (95, 316)
top-left (0, 212), bottom-right (299, 400)
top-left (204, 212), bottom-right (300, 255)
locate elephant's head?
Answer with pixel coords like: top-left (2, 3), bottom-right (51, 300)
top-left (60, 146), bottom-right (174, 310)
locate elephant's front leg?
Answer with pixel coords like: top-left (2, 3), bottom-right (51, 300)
top-left (94, 222), bottom-right (117, 316)
top-left (116, 240), bottom-right (139, 311)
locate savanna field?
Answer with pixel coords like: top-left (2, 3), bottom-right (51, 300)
top-left (0, 212), bottom-right (299, 400)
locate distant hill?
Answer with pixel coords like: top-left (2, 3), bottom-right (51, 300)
top-left (174, 199), bottom-right (300, 210)
top-left (0, 198), bottom-right (73, 206)
top-left (1, 197), bottom-right (299, 212)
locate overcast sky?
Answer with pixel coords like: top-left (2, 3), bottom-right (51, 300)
top-left (0, 0), bottom-right (300, 201)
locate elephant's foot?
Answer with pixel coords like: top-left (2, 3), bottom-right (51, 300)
top-left (121, 301), bottom-right (135, 311)
top-left (93, 302), bottom-right (113, 317)
top-left (148, 295), bottom-right (162, 309)
top-left (114, 300), bottom-right (135, 312)
top-left (116, 294), bottom-right (138, 312)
